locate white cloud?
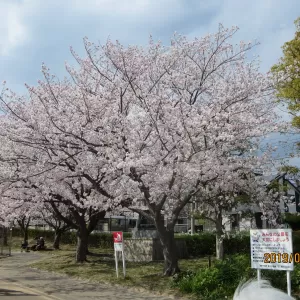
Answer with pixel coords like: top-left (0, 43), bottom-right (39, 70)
top-left (186, 0), bottom-right (299, 72)
top-left (72, 0), bottom-right (156, 15)
top-left (0, 0), bottom-right (299, 165)
top-left (72, 0), bottom-right (185, 18)
top-left (0, 1), bottom-right (28, 56)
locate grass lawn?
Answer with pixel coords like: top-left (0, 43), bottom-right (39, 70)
top-left (29, 244), bottom-right (213, 298)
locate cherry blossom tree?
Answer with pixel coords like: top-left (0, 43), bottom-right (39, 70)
top-left (36, 203), bottom-right (72, 250)
top-left (64, 24), bottom-right (281, 275)
top-left (0, 186), bottom-right (40, 243)
top-left (0, 96), bottom-right (110, 262)
top-left (0, 24), bottom-right (284, 275)
top-left (194, 170), bottom-right (286, 260)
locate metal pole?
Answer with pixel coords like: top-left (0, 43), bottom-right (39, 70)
top-left (287, 271), bottom-right (291, 296)
top-left (257, 269), bottom-right (261, 281)
top-left (122, 248), bottom-right (126, 278)
top-left (0, 228), bottom-right (3, 256)
top-left (75, 231), bottom-right (78, 261)
top-left (8, 227), bottom-right (12, 256)
top-left (191, 202), bottom-right (195, 235)
top-left (115, 250), bottom-right (119, 278)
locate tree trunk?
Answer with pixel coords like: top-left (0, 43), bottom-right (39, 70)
top-left (22, 228), bottom-right (29, 244)
top-left (18, 217), bottom-right (30, 244)
top-left (215, 218), bottom-right (224, 260)
top-left (216, 233), bottom-right (224, 260)
top-left (3, 228), bottom-right (8, 246)
top-left (86, 210), bottom-right (105, 255)
top-left (85, 238), bottom-right (91, 255)
top-left (76, 226), bottom-right (88, 263)
top-left (156, 220), bottom-right (180, 276)
top-left (53, 230), bottom-right (62, 250)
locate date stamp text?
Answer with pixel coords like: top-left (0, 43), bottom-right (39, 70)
top-left (264, 253), bottom-right (300, 263)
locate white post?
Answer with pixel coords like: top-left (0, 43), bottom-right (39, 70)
top-left (191, 202), bottom-right (195, 235)
top-left (262, 219), bottom-right (267, 229)
top-left (122, 250), bottom-right (126, 278)
top-left (257, 269), bottom-right (261, 281)
top-left (0, 229), bottom-right (3, 255)
top-left (115, 250), bottom-right (119, 278)
top-left (287, 271), bottom-right (291, 296)
top-left (9, 228), bottom-right (12, 256)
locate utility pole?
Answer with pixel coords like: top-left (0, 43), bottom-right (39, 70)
top-left (8, 227), bottom-right (12, 256)
top-left (191, 202), bottom-right (195, 235)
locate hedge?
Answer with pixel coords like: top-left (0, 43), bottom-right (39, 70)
top-left (172, 254), bottom-right (300, 300)
top-left (284, 213), bottom-right (300, 231)
top-left (12, 227), bottom-right (132, 248)
top-left (177, 231), bottom-right (300, 257)
top-left (12, 227), bottom-right (300, 256)
top-left (176, 232), bottom-right (215, 256)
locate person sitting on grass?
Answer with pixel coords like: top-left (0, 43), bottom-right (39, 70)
top-left (21, 240), bottom-right (29, 252)
top-left (31, 236), bottom-right (41, 251)
top-left (36, 237), bottom-right (45, 251)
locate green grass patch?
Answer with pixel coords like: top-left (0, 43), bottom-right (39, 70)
top-left (29, 247), bottom-right (212, 298)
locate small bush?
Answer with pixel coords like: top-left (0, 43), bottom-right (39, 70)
top-left (284, 213), bottom-right (300, 231)
top-left (173, 255), bottom-right (255, 299)
top-left (13, 227), bottom-right (300, 260)
top-left (172, 254), bottom-right (300, 300)
top-left (176, 233), bottom-right (215, 257)
top-left (177, 231), bottom-right (300, 258)
top-left (176, 232), bottom-right (251, 257)
top-left (224, 232), bottom-right (251, 254)
top-left (12, 227), bottom-right (132, 248)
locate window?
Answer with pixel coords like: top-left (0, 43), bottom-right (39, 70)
top-left (255, 212), bottom-right (263, 229)
top-left (177, 219), bottom-right (186, 225)
top-left (232, 214), bottom-right (239, 229)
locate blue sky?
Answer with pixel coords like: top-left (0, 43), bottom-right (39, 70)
top-left (0, 0), bottom-right (300, 170)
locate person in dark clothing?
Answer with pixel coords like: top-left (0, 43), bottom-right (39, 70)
top-left (21, 240), bottom-right (29, 252)
top-left (36, 237), bottom-right (45, 250)
top-left (31, 236), bottom-right (42, 251)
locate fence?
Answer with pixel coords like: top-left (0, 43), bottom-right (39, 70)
top-left (0, 227), bottom-right (12, 256)
top-left (95, 217), bottom-right (137, 232)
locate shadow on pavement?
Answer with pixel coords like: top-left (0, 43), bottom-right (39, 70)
top-left (0, 288), bottom-right (37, 297)
top-left (0, 253), bottom-right (183, 299)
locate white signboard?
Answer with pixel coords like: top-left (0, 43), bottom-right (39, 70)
top-left (112, 232), bottom-right (126, 278)
top-left (114, 243), bottom-right (123, 252)
top-left (250, 229), bottom-right (294, 271)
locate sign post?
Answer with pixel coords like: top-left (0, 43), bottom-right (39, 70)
top-left (250, 229), bottom-right (294, 296)
top-left (287, 270), bottom-right (291, 296)
top-left (113, 231), bottom-right (126, 278)
top-left (257, 269), bottom-right (261, 281)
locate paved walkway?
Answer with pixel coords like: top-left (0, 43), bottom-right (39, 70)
top-left (0, 252), bottom-right (185, 300)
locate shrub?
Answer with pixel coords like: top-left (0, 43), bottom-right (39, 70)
top-left (172, 254), bottom-right (300, 299)
top-left (284, 213), bottom-right (300, 231)
top-left (176, 232), bottom-right (251, 257)
top-left (293, 231), bottom-right (300, 253)
top-left (12, 227), bottom-right (57, 241)
top-left (12, 227), bottom-right (132, 248)
top-left (176, 233), bottom-right (215, 257)
top-left (223, 232), bottom-right (250, 254)
top-left (12, 227), bottom-right (300, 260)
top-left (177, 231), bottom-right (300, 257)
top-left (172, 255), bottom-right (254, 299)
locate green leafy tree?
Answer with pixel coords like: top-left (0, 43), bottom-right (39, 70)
top-left (271, 17), bottom-right (300, 128)
top-left (279, 165), bottom-right (300, 176)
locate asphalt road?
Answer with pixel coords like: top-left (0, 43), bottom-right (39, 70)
top-left (0, 252), bottom-right (184, 300)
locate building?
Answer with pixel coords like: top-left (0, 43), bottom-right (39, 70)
top-left (19, 173), bottom-right (300, 234)
top-left (223, 173), bottom-right (300, 231)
